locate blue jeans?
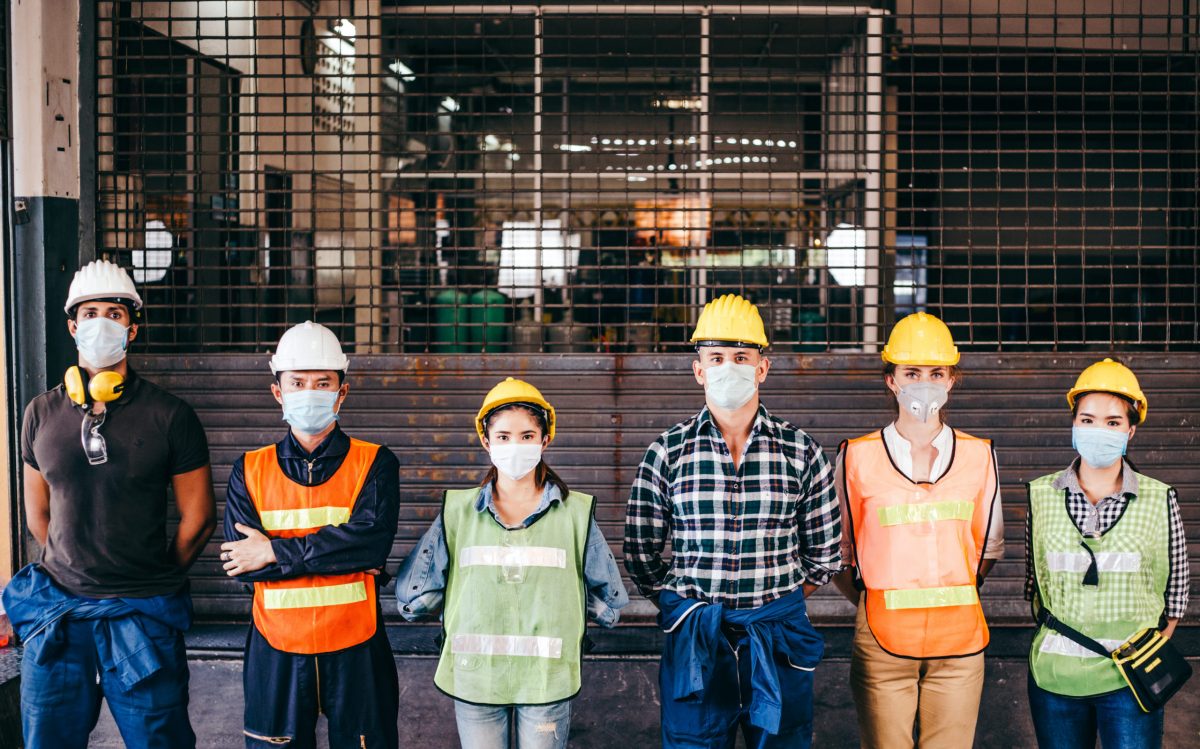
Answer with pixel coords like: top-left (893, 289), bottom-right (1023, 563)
top-left (21, 617), bottom-right (195, 749)
top-left (454, 699), bottom-right (572, 749)
top-left (660, 635), bottom-right (814, 749)
top-left (1027, 672), bottom-right (1163, 749)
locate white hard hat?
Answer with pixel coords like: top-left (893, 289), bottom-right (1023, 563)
top-left (269, 321), bottom-right (349, 375)
top-left (64, 259), bottom-right (144, 314)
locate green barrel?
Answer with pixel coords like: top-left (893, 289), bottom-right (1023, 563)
top-left (431, 289), bottom-right (470, 353)
top-left (468, 289), bottom-right (509, 352)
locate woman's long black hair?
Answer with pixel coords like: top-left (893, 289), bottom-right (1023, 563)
top-left (479, 403), bottom-right (570, 497)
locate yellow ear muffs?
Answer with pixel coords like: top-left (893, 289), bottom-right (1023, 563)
top-left (64, 366), bottom-right (89, 406)
top-left (90, 370), bottom-right (125, 403)
top-left (64, 366), bottom-right (125, 407)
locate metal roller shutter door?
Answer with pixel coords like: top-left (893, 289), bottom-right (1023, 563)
top-left (134, 352), bottom-right (1200, 625)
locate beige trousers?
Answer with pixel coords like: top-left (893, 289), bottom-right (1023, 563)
top-left (849, 602), bottom-right (986, 749)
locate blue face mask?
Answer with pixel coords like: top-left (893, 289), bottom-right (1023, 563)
top-left (1072, 426), bottom-right (1129, 469)
top-left (74, 318), bottom-right (131, 369)
top-left (281, 389), bottom-right (340, 435)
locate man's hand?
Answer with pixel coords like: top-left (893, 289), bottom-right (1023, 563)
top-left (221, 523), bottom-right (277, 576)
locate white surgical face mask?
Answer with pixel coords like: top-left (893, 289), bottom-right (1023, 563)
top-left (489, 443), bottom-right (543, 481)
top-left (74, 318), bottom-right (131, 369)
top-left (704, 362), bottom-right (759, 411)
top-left (897, 382), bottom-right (949, 423)
top-left (281, 389), bottom-right (340, 435)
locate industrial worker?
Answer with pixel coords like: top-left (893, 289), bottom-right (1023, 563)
top-left (624, 294), bottom-right (837, 749)
top-left (221, 321), bottom-right (400, 748)
top-left (4, 259), bottom-right (216, 749)
top-left (1025, 359), bottom-right (1188, 748)
top-left (832, 312), bottom-right (1003, 749)
top-left (396, 377), bottom-right (628, 748)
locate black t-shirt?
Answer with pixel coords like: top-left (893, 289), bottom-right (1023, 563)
top-left (21, 370), bottom-right (210, 598)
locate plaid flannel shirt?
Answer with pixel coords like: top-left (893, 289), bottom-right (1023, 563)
top-left (623, 403), bottom-right (841, 609)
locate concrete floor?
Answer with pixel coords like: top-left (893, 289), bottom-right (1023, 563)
top-left (86, 655), bottom-right (1200, 748)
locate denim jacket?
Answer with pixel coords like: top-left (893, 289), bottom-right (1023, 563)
top-left (395, 482), bottom-right (629, 627)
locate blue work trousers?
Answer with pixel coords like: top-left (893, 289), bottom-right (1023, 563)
top-left (20, 616), bottom-right (195, 749)
top-left (1027, 672), bottom-right (1164, 749)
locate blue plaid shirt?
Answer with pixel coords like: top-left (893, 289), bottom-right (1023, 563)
top-left (624, 404), bottom-right (841, 609)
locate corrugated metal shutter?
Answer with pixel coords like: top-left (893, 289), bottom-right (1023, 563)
top-left (135, 352), bottom-right (1200, 624)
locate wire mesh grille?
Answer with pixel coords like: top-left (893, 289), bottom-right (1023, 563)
top-left (94, 1), bottom-right (1200, 353)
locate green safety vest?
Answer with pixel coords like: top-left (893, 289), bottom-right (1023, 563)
top-left (1027, 470), bottom-right (1170, 697)
top-left (434, 487), bottom-right (593, 705)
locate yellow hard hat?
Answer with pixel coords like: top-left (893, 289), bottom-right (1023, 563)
top-left (475, 377), bottom-right (557, 442)
top-left (690, 294), bottom-right (769, 349)
top-left (881, 312), bottom-right (960, 366)
top-left (1066, 358), bottom-right (1147, 424)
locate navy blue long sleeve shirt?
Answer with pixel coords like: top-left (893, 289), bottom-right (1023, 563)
top-left (223, 425), bottom-right (400, 582)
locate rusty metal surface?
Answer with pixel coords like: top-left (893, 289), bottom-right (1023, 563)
top-left (131, 352), bottom-right (1200, 624)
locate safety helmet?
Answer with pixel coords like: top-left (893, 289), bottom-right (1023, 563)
top-left (690, 294), bottom-right (769, 349)
top-left (1066, 358), bottom-right (1147, 424)
top-left (64, 259), bottom-right (143, 316)
top-left (476, 377), bottom-right (556, 443)
top-left (269, 321), bottom-right (350, 375)
top-left (881, 312), bottom-right (960, 367)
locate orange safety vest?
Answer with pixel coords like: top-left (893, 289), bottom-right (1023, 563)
top-left (244, 438), bottom-right (380, 655)
top-left (842, 429), bottom-right (997, 658)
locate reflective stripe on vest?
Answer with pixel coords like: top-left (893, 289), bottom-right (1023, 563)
top-left (877, 500), bottom-right (975, 527)
top-left (1043, 551), bottom-right (1141, 574)
top-left (1027, 470), bottom-right (1170, 697)
top-left (262, 580), bottom-right (369, 610)
top-left (884, 584), bottom-right (978, 610)
top-left (459, 545), bottom-right (568, 570)
top-left (450, 634), bottom-right (564, 659)
top-left (259, 506), bottom-right (351, 532)
top-left (1038, 632), bottom-right (1124, 659)
top-left (843, 429), bottom-right (995, 658)
top-left (435, 487), bottom-right (593, 706)
top-left (245, 439), bottom-right (381, 655)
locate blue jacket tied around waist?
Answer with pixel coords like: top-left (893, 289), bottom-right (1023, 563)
top-left (3, 564), bottom-right (193, 691)
top-left (658, 587), bottom-right (824, 735)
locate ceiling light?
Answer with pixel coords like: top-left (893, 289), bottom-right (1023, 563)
top-left (440, 96), bottom-right (461, 113)
top-left (627, 175), bottom-right (648, 182)
top-left (556, 143), bottom-right (592, 153)
top-left (651, 97), bottom-right (703, 111)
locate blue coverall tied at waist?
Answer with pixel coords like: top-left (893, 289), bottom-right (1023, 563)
top-left (658, 587), bottom-right (824, 743)
top-left (3, 564), bottom-right (196, 749)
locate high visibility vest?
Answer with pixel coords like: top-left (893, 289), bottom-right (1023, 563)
top-left (842, 429), bottom-right (997, 658)
top-left (244, 439), bottom-right (380, 655)
top-left (1027, 471), bottom-right (1170, 697)
top-left (435, 487), bottom-right (593, 706)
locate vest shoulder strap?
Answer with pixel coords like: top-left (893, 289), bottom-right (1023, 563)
top-left (1133, 472), bottom-right (1171, 500)
top-left (1027, 471), bottom-right (1066, 495)
top-left (244, 443), bottom-right (277, 466)
top-left (562, 491), bottom-right (596, 523)
top-left (846, 430), bottom-right (883, 447)
top-left (951, 429), bottom-right (990, 445)
top-left (444, 487), bottom-right (483, 509)
top-left (346, 437), bottom-right (382, 454)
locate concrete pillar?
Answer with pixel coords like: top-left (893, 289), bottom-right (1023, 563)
top-left (9, 0), bottom-right (85, 566)
top-left (11, 0), bottom-right (82, 400)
